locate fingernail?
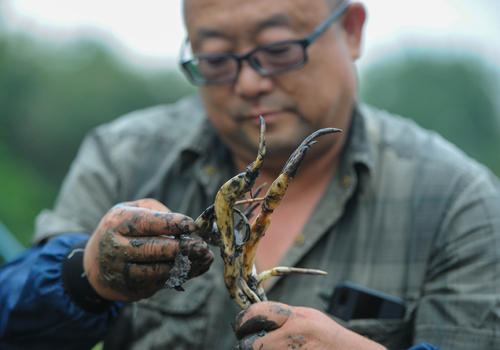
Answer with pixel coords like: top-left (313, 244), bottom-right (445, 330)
top-left (192, 241), bottom-right (207, 249)
top-left (234, 316), bottom-right (276, 340)
top-left (190, 242), bottom-right (210, 258)
top-left (179, 218), bottom-right (195, 232)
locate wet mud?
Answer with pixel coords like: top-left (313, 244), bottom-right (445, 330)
top-left (96, 230), bottom-right (199, 300)
top-left (233, 315), bottom-right (278, 340)
top-left (286, 334), bottom-right (307, 349)
top-left (269, 303), bottom-right (295, 317)
top-left (164, 252), bottom-right (191, 290)
top-left (98, 230), bottom-right (148, 300)
top-left (235, 331), bottom-right (267, 350)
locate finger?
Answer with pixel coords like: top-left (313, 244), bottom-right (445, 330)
top-left (99, 230), bottom-right (214, 276)
top-left (101, 230), bottom-right (213, 265)
top-left (105, 205), bottom-right (195, 237)
top-left (119, 246), bottom-right (213, 284)
top-left (184, 240), bottom-right (215, 278)
top-left (233, 302), bottom-right (296, 340)
top-left (97, 258), bottom-right (175, 300)
top-left (133, 236), bottom-right (214, 278)
top-left (96, 233), bottom-right (214, 300)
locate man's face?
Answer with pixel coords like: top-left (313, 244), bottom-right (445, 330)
top-left (184, 0), bottom-right (365, 166)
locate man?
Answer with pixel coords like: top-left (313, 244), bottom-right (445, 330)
top-left (1, 0), bottom-right (499, 349)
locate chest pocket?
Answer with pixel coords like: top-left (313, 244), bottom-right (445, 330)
top-left (335, 317), bottom-right (413, 349)
top-left (316, 289), bottom-right (416, 350)
top-left (105, 271), bottom-right (215, 350)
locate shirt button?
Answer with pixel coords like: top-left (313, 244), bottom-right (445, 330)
top-left (294, 233), bottom-right (305, 245)
top-left (205, 166), bottom-right (216, 175)
top-left (341, 174), bottom-right (351, 188)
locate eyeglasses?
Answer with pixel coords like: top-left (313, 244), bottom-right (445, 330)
top-left (179, 0), bottom-right (350, 86)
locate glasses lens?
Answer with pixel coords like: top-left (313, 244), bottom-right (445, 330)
top-left (186, 55), bottom-right (238, 84)
top-left (251, 42), bottom-right (306, 74)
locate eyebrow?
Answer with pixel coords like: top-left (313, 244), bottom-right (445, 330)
top-left (254, 13), bottom-right (290, 32)
top-left (193, 13), bottom-right (291, 49)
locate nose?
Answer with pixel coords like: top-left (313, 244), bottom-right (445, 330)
top-left (233, 61), bottom-right (274, 99)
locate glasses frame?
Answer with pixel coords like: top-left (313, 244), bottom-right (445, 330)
top-left (179, 0), bottom-right (350, 86)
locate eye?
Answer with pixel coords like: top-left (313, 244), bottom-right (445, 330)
top-left (203, 56), bottom-right (231, 67)
top-left (262, 45), bottom-right (291, 56)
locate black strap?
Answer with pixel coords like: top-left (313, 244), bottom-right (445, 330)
top-left (62, 239), bottom-right (114, 314)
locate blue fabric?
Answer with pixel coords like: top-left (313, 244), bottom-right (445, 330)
top-left (0, 233), bottom-right (123, 349)
top-left (407, 343), bottom-right (441, 350)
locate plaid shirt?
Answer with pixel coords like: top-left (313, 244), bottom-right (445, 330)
top-left (33, 95), bottom-right (500, 349)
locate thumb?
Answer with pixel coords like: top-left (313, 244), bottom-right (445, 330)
top-left (233, 302), bottom-right (296, 340)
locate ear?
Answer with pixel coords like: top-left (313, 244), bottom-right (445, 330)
top-left (340, 3), bottom-right (366, 59)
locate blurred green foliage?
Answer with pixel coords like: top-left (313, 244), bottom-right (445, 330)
top-left (0, 34), bottom-right (499, 259)
top-left (0, 33), bottom-right (196, 251)
top-left (359, 50), bottom-right (500, 175)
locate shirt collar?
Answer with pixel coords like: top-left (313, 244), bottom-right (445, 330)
top-left (340, 103), bottom-right (374, 177)
top-left (174, 98), bottom-right (374, 199)
top-left (176, 97), bottom-right (234, 200)
top-left (176, 96), bottom-right (215, 158)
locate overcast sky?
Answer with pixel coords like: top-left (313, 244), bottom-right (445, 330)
top-left (1, 0), bottom-right (500, 70)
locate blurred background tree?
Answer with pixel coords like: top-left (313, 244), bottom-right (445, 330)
top-left (0, 32), bottom-right (499, 264)
top-left (359, 50), bottom-right (500, 175)
top-left (0, 33), bottom-right (196, 256)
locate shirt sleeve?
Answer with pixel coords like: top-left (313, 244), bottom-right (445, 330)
top-left (32, 129), bottom-right (122, 244)
top-left (0, 233), bottom-right (123, 350)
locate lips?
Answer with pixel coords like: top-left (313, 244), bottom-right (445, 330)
top-left (239, 110), bottom-right (285, 125)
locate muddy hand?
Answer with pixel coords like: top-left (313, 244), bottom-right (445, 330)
top-left (83, 198), bottom-right (214, 302)
top-left (233, 301), bottom-right (386, 350)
